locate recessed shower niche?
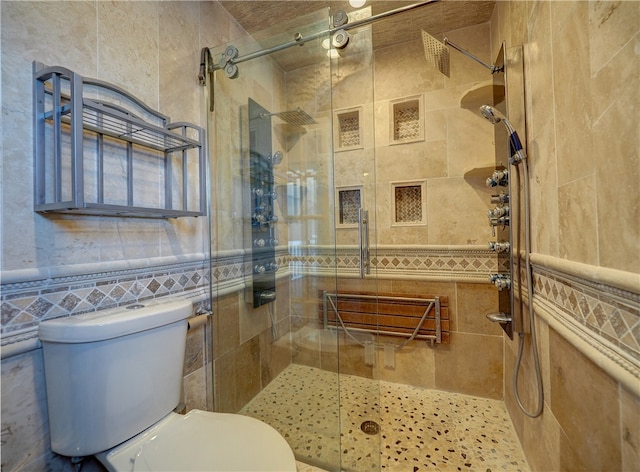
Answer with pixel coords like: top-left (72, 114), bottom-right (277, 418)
top-left (392, 181), bottom-right (426, 226)
top-left (390, 95), bottom-right (424, 145)
top-left (333, 107), bottom-right (363, 152)
top-left (336, 186), bottom-right (362, 227)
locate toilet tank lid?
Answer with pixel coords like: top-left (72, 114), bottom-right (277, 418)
top-left (39, 299), bottom-right (193, 343)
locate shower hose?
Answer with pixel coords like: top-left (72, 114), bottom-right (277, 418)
top-left (513, 159), bottom-right (544, 418)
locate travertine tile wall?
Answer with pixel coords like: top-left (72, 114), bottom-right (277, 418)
top-left (284, 20), bottom-right (507, 400)
top-left (0, 2), bottom-right (236, 469)
top-left (491, 1), bottom-right (640, 471)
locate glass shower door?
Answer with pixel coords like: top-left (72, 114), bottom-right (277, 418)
top-left (207, 8), bottom-right (348, 470)
top-left (327, 9), bottom-right (382, 471)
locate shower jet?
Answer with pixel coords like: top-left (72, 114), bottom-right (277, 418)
top-left (479, 104), bottom-right (526, 165)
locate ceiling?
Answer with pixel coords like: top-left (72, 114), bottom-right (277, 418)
top-left (218, 1), bottom-right (496, 70)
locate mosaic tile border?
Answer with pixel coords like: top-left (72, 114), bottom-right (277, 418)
top-left (531, 263), bottom-right (640, 367)
top-left (0, 245), bottom-right (502, 340)
top-left (289, 244), bottom-right (504, 282)
top-left (1, 260), bottom-right (210, 337)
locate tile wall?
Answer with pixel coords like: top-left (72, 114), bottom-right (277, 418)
top-left (491, 1), bottom-right (640, 471)
top-left (0, 2), bottom-right (238, 469)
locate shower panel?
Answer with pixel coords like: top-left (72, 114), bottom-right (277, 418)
top-left (246, 99), bottom-right (278, 308)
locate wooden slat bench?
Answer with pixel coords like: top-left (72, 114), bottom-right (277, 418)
top-left (320, 290), bottom-right (450, 345)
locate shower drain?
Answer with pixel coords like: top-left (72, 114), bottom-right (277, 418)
top-left (360, 420), bottom-right (380, 435)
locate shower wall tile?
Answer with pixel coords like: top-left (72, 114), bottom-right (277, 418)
top-left (456, 283), bottom-right (502, 336)
top-left (588, 1), bottom-right (638, 78)
top-left (183, 365), bottom-right (208, 412)
top-left (443, 23), bottom-right (493, 86)
top-left (214, 336), bottom-right (261, 413)
top-left (592, 36), bottom-right (640, 273)
top-left (434, 331), bottom-right (503, 399)
top-left (621, 385), bottom-right (640, 471)
top-left (374, 342), bottom-right (436, 389)
top-left (551, 1), bottom-right (595, 187)
top-left (374, 38), bottom-right (444, 101)
top-left (375, 140), bottom-right (448, 182)
top-left (549, 327), bottom-right (622, 471)
top-left (526, 0), bottom-right (554, 141)
top-left (330, 51), bottom-right (374, 110)
top-left (446, 106), bottom-right (495, 177)
top-left (426, 177), bottom-right (493, 245)
top-left (528, 119), bottom-right (559, 257)
top-left (213, 293), bottom-right (241, 358)
top-left (557, 175), bottom-right (598, 266)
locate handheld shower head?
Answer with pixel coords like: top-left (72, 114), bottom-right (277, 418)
top-left (479, 104), bottom-right (502, 125)
top-left (479, 104), bottom-right (526, 164)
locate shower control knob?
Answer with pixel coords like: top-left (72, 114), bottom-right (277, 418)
top-left (268, 215), bottom-right (279, 226)
top-left (269, 238), bottom-right (279, 246)
top-left (488, 241), bottom-right (511, 253)
top-left (490, 192), bottom-right (509, 204)
top-left (486, 169), bottom-right (509, 187)
top-left (268, 151), bottom-right (283, 166)
top-left (487, 206), bottom-right (509, 218)
top-left (489, 274), bottom-right (511, 291)
top-left (253, 213), bottom-right (266, 224)
top-left (254, 265), bottom-right (266, 275)
top-left (254, 238), bottom-right (266, 248)
top-left (267, 262), bottom-right (279, 272)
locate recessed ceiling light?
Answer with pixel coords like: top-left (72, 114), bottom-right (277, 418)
top-left (349, 0), bottom-right (366, 8)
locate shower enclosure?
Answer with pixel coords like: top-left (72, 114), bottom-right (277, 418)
top-left (204, 3), bottom-right (503, 470)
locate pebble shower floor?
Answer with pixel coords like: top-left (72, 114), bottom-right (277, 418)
top-left (240, 364), bottom-right (530, 471)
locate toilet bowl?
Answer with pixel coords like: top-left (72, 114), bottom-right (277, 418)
top-left (96, 410), bottom-right (296, 471)
top-left (38, 298), bottom-right (296, 471)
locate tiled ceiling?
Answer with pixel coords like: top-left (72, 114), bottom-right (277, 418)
top-left (218, 0), bottom-right (496, 70)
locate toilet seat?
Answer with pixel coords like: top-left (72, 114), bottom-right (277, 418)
top-left (96, 410), bottom-right (297, 471)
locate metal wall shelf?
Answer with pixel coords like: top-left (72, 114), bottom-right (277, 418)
top-left (33, 63), bottom-right (206, 219)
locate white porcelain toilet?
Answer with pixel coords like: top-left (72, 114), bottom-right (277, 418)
top-left (38, 299), bottom-right (297, 471)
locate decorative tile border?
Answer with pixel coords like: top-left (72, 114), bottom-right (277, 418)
top-left (532, 264), bottom-right (640, 363)
top-left (1, 245), bottom-right (499, 342)
top-left (1, 260), bottom-right (210, 336)
top-left (289, 244), bottom-right (503, 282)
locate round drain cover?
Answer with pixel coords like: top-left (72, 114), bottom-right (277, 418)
top-left (360, 420), bottom-right (380, 435)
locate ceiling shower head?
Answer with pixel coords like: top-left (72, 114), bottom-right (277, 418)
top-left (260, 108), bottom-right (317, 126)
top-left (479, 104), bottom-right (526, 164)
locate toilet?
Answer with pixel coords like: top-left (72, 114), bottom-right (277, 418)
top-left (38, 299), bottom-right (297, 471)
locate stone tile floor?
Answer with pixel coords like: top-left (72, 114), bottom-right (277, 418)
top-left (241, 364), bottom-right (530, 472)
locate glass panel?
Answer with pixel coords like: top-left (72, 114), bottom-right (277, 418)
top-left (329, 7), bottom-right (382, 470)
top-left (208, 8), bottom-right (343, 471)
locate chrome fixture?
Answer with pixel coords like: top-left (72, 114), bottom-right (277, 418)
top-left (490, 191), bottom-right (509, 204)
top-left (358, 208), bottom-right (371, 278)
top-left (421, 30), bottom-right (503, 77)
top-left (485, 169), bottom-right (508, 187)
top-left (488, 241), bottom-right (510, 253)
top-left (489, 274), bottom-right (511, 291)
top-left (479, 105), bottom-right (526, 165)
top-left (481, 100), bottom-right (543, 418)
top-left (199, 1), bottom-right (439, 86)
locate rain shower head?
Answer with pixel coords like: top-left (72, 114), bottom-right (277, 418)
top-left (422, 30), bottom-right (502, 77)
top-left (479, 104), bottom-right (526, 164)
top-left (260, 108), bottom-right (317, 126)
top-left (421, 30), bottom-right (450, 77)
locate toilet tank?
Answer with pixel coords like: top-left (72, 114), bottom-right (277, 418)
top-left (39, 299), bottom-right (192, 457)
